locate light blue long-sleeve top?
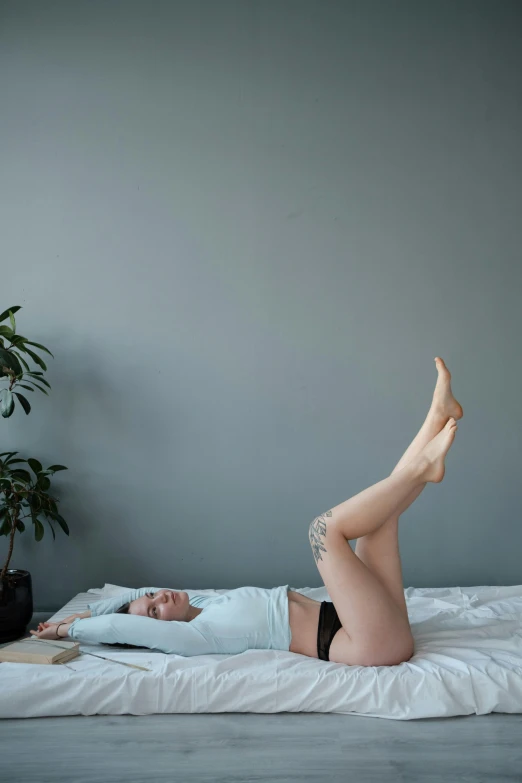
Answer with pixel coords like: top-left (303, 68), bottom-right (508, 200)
top-left (67, 585), bottom-right (292, 656)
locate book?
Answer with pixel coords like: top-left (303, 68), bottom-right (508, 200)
top-left (0, 638), bottom-right (80, 665)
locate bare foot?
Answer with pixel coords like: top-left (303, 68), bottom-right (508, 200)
top-left (417, 418), bottom-right (458, 483)
top-left (432, 357), bottom-right (463, 421)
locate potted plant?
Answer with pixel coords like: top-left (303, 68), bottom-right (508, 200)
top-left (0, 305), bottom-right (69, 643)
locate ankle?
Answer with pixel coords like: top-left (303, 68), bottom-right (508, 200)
top-left (408, 455), bottom-right (431, 483)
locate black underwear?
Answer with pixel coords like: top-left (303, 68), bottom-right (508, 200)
top-left (317, 600), bottom-right (342, 661)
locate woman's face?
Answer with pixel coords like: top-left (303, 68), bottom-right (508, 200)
top-left (127, 589), bottom-right (189, 621)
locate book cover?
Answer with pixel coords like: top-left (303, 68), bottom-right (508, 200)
top-left (0, 638), bottom-right (80, 664)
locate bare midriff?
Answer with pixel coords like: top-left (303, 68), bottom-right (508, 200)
top-left (287, 589), bottom-right (322, 659)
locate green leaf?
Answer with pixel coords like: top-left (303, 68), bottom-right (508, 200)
top-left (27, 370), bottom-right (44, 375)
top-left (28, 458), bottom-right (43, 475)
top-left (14, 392), bottom-right (31, 415)
top-left (54, 513), bottom-right (70, 535)
top-left (47, 465), bottom-right (68, 472)
top-left (27, 381), bottom-right (49, 396)
top-left (15, 352), bottom-right (30, 372)
top-left (10, 469), bottom-right (31, 483)
top-left (0, 451), bottom-right (18, 459)
top-left (10, 358), bottom-right (23, 377)
top-left (27, 374), bottom-right (51, 388)
top-left (1, 389), bottom-right (15, 418)
top-left (24, 347), bottom-right (47, 371)
top-left (0, 326), bottom-right (15, 339)
top-left (16, 384), bottom-right (34, 392)
top-left (16, 519), bottom-right (25, 533)
top-left (37, 476), bottom-right (51, 492)
top-left (28, 492), bottom-right (42, 511)
top-left (0, 517), bottom-right (11, 536)
top-left (34, 518), bottom-right (45, 541)
top-left (24, 341), bottom-right (54, 358)
top-left (9, 310), bottom-right (16, 332)
top-left (0, 306), bottom-right (21, 323)
top-left (0, 347), bottom-right (21, 374)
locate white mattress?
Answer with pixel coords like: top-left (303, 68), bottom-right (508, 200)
top-left (1, 583), bottom-right (522, 719)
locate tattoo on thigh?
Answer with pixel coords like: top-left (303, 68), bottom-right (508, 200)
top-left (309, 510), bottom-right (332, 564)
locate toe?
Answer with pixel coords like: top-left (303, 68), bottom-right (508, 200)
top-left (435, 357), bottom-right (449, 375)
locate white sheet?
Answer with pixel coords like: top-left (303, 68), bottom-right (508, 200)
top-left (1, 583), bottom-right (522, 719)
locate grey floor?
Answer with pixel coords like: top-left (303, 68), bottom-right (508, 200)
top-left (3, 615), bottom-right (522, 782)
top-left (3, 712), bottom-right (522, 783)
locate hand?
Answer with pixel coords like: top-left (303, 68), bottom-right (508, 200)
top-left (36, 621), bottom-right (59, 633)
top-left (29, 624), bottom-right (64, 640)
top-left (36, 612), bottom-right (87, 633)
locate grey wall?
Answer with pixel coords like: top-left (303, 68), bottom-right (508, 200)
top-left (1, 0), bottom-right (521, 611)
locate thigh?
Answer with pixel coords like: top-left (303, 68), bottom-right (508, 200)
top-left (354, 515), bottom-right (409, 623)
top-left (309, 512), bottom-right (414, 666)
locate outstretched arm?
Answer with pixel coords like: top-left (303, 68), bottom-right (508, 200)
top-left (29, 613), bottom-right (217, 655)
top-left (64, 613), bottom-right (233, 656)
top-left (34, 587), bottom-right (164, 634)
top-left (87, 587), bottom-right (163, 616)
top-left (29, 589), bottom-right (171, 643)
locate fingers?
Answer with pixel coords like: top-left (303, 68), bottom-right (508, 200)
top-left (37, 621), bottom-right (55, 630)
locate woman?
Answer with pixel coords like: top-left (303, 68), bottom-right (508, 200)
top-left (31, 357), bottom-right (462, 667)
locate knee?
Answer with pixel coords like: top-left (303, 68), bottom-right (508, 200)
top-left (308, 510), bottom-right (335, 544)
top-left (308, 511), bottom-right (337, 562)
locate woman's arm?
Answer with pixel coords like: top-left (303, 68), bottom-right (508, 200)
top-left (67, 610), bottom-right (92, 621)
top-left (57, 621), bottom-right (74, 637)
top-left (37, 610), bottom-right (91, 629)
top-left (88, 588), bottom-right (162, 617)
top-left (65, 613), bottom-right (239, 656)
top-left (29, 620), bottom-right (75, 640)
top-left (31, 609), bottom-right (249, 657)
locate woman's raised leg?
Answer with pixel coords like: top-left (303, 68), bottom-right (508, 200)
top-left (309, 418), bottom-right (459, 665)
top-left (354, 357), bottom-right (463, 620)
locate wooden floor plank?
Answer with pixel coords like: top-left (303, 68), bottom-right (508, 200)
top-left (2, 713), bottom-right (522, 783)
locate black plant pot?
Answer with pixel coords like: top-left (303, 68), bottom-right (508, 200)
top-left (0, 569), bottom-right (33, 643)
